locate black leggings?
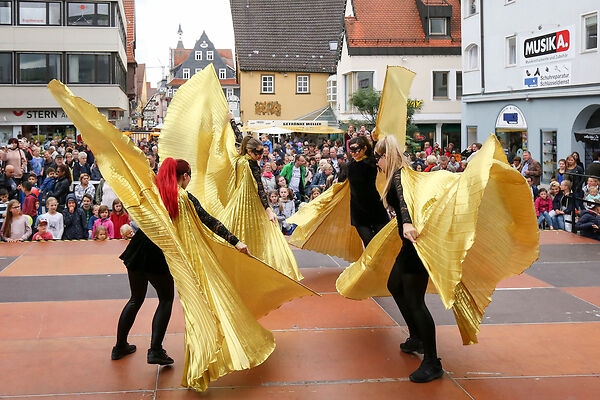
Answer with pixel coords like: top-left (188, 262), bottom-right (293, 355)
top-left (387, 239), bottom-right (437, 361)
top-left (116, 268), bottom-right (175, 350)
top-left (355, 223), bottom-right (387, 247)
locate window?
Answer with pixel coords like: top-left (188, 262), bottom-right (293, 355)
top-left (356, 71), bottom-right (374, 89)
top-left (344, 73), bottom-right (352, 110)
top-left (456, 71), bottom-right (462, 99)
top-left (67, 2), bottom-right (110, 26)
top-left (0, 53), bottom-right (11, 83)
top-left (466, 44), bottom-right (479, 70)
top-left (19, 2), bottom-right (61, 25)
top-left (207, 51), bottom-right (214, 61)
top-left (327, 78), bottom-right (337, 103)
top-left (296, 75), bottom-right (310, 93)
top-left (261, 75), bottom-right (274, 93)
top-left (429, 18), bottom-right (446, 35)
top-left (18, 53), bottom-right (61, 83)
top-left (68, 54), bottom-right (110, 84)
top-left (466, 0), bottom-right (477, 16)
top-left (506, 36), bottom-right (517, 66)
top-left (583, 13), bottom-right (598, 51)
top-left (195, 51), bottom-right (202, 61)
top-left (0, 1), bottom-right (12, 24)
top-left (194, 68), bottom-right (201, 75)
top-left (182, 68), bottom-right (190, 79)
top-left (432, 71), bottom-right (448, 99)
top-left (115, 59), bottom-right (126, 92)
top-left (226, 88), bottom-right (234, 98)
top-left (219, 68), bottom-right (226, 80)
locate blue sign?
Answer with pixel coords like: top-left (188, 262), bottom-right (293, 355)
top-left (503, 113), bottom-right (519, 124)
top-left (524, 77), bottom-right (538, 88)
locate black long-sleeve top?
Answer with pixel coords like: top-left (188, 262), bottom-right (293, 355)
top-left (230, 118), bottom-right (244, 143)
top-left (248, 159), bottom-right (270, 209)
top-left (347, 157), bottom-right (389, 227)
top-left (386, 168), bottom-right (413, 236)
top-left (187, 192), bottom-right (239, 246)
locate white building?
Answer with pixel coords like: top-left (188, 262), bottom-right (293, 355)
top-left (461, 0), bottom-right (600, 182)
top-left (0, 1), bottom-right (129, 143)
top-left (334, 0), bottom-right (463, 149)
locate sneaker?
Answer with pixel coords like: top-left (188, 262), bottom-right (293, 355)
top-left (400, 337), bottom-right (424, 354)
top-left (147, 348), bottom-right (174, 365)
top-left (111, 343), bottom-right (136, 360)
top-left (409, 358), bottom-right (444, 383)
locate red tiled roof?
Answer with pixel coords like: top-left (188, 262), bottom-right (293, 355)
top-left (123, 0), bottom-right (136, 63)
top-left (217, 49), bottom-right (235, 69)
top-left (168, 78), bottom-right (238, 87)
top-left (346, 0), bottom-right (461, 48)
top-left (172, 48), bottom-right (192, 68)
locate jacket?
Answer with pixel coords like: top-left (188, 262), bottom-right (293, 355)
top-left (280, 162), bottom-right (306, 197)
top-left (110, 212), bottom-right (130, 239)
top-left (61, 194), bottom-right (88, 240)
top-left (72, 162), bottom-right (91, 182)
top-left (1, 148), bottom-right (27, 178)
top-left (40, 177), bottom-right (56, 195)
top-left (519, 158), bottom-right (542, 186)
top-left (0, 173), bottom-right (18, 200)
top-left (93, 217), bottom-right (115, 238)
top-left (49, 176), bottom-right (71, 207)
top-left (534, 196), bottom-right (553, 216)
top-left (552, 192), bottom-right (575, 214)
top-left (575, 210), bottom-right (600, 240)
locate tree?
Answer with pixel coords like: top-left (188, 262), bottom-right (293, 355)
top-left (350, 88), bottom-right (381, 129)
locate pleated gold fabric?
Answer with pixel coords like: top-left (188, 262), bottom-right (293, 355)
top-left (287, 181), bottom-right (363, 262)
top-left (156, 65), bottom-right (302, 280)
top-left (47, 80), bottom-right (317, 391)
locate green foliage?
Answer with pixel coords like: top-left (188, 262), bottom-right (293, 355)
top-left (350, 88), bottom-right (381, 128)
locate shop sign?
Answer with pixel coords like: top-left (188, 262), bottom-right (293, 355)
top-left (519, 26), bottom-right (574, 66)
top-left (523, 62), bottom-right (571, 89)
top-left (0, 109), bottom-right (71, 123)
top-left (496, 105), bottom-right (527, 130)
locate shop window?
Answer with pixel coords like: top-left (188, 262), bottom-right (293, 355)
top-left (67, 54), bottom-right (110, 84)
top-left (466, 44), bottom-right (479, 70)
top-left (182, 68), bottom-right (190, 79)
top-left (207, 51), bottom-right (214, 61)
top-left (432, 71), bottom-right (448, 99)
top-left (506, 36), bottom-right (517, 66)
top-left (583, 12), bottom-right (598, 51)
top-left (429, 18), bottom-right (447, 36)
top-left (0, 52), bottom-right (11, 83)
top-left (261, 75), bottom-right (274, 93)
top-left (296, 75), bottom-right (310, 93)
top-left (18, 53), bottom-right (61, 83)
top-left (19, 1), bottom-right (61, 25)
top-left (456, 71), bottom-right (462, 99)
top-left (356, 71), bottom-right (373, 89)
top-left (219, 68), bottom-right (227, 80)
top-left (0, 1), bottom-right (11, 24)
top-left (327, 78), bottom-right (337, 103)
top-left (195, 51), bottom-right (202, 61)
top-left (344, 73), bottom-right (352, 111)
top-left (67, 2), bottom-right (110, 26)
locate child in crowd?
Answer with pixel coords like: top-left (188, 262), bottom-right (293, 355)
top-left (31, 147), bottom-right (44, 187)
top-left (309, 187), bottom-right (321, 202)
top-left (88, 204), bottom-right (99, 239)
top-left (551, 180), bottom-right (575, 231)
top-left (93, 205), bottom-right (115, 239)
top-left (94, 225), bottom-right (109, 241)
top-left (585, 185), bottom-right (600, 210)
top-left (32, 218), bottom-right (53, 241)
top-left (583, 177), bottom-right (599, 197)
top-left (110, 199), bottom-right (129, 239)
top-left (38, 197), bottom-right (64, 239)
top-left (62, 194), bottom-right (88, 240)
top-left (1, 200), bottom-right (32, 242)
top-left (119, 223), bottom-right (133, 239)
top-left (276, 187), bottom-right (296, 235)
top-left (268, 191), bottom-right (280, 212)
top-left (575, 202), bottom-right (600, 240)
top-left (21, 181), bottom-right (38, 224)
top-left (535, 188), bottom-right (554, 230)
top-left (0, 188), bottom-right (9, 228)
top-left (40, 167), bottom-right (56, 205)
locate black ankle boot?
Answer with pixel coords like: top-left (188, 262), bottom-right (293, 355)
top-left (400, 337), bottom-right (424, 354)
top-left (111, 343), bottom-right (136, 360)
top-left (147, 348), bottom-right (174, 365)
top-left (409, 358), bottom-right (443, 383)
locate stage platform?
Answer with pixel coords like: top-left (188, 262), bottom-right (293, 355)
top-left (0, 231), bottom-right (599, 399)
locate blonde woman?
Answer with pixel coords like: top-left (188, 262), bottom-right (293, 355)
top-left (374, 135), bottom-right (442, 383)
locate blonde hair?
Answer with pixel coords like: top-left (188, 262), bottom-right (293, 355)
top-left (120, 224), bottom-right (132, 236)
top-left (239, 135), bottom-right (262, 156)
top-left (374, 135), bottom-right (411, 208)
top-left (94, 225), bottom-right (108, 240)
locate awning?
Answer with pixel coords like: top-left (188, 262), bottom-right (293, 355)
top-left (254, 126), bottom-right (292, 135)
top-left (574, 127), bottom-right (600, 143)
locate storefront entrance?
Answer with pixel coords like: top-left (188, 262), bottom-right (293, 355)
top-left (442, 123), bottom-right (461, 151)
top-left (496, 105), bottom-right (528, 162)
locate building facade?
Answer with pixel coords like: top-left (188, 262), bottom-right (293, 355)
top-left (335, 0), bottom-right (462, 149)
top-left (0, 0), bottom-right (130, 143)
top-left (230, 0), bottom-right (345, 125)
top-left (461, 0), bottom-right (600, 182)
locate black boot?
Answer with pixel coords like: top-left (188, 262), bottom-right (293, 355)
top-left (147, 348), bottom-right (174, 365)
top-left (400, 337), bottom-right (424, 354)
top-left (409, 358), bottom-right (443, 383)
top-left (111, 343), bottom-right (136, 360)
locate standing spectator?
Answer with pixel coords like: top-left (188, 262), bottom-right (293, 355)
top-left (448, 155), bottom-right (460, 172)
top-left (1, 200), bottom-right (31, 241)
top-left (329, 147), bottom-right (339, 173)
top-left (572, 152), bottom-right (584, 172)
top-left (80, 194), bottom-right (94, 224)
top-left (30, 147), bottom-right (44, 186)
top-left (260, 134), bottom-right (273, 153)
top-left (110, 199), bottom-right (130, 239)
top-left (93, 205), bottom-right (115, 239)
top-left (261, 163), bottom-right (276, 193)
top-left (62, 194), bottom-right (88, 240)
top-left (551, 159), bottom-right (567, 184)
top-left (49, 165), bottom-right (71, 211)
top-left (431, 156), bottom-right (457, 172)
top-left (526, 176), bottom-right (539, 199)
top-left (39, 197), bottom-right (64, 239)
top-left (40, 167), bottom-right (56, 204)
top-left (88, 204), bottom-right (100, 238)
top-left (21, 181), bottom-right (37, 224)
top-left (575, 203), bottom-right (600, 240)
top-left (147, 154), bottom-right (158, 174)
top-left (1, 138), bottom-right (28, 184)
top-left (587, 151), bottom-right (600, 179)
top-left (151, 146), bottom-right (159, 164)
top-left (72, 152), bottom-right (91, 181)
top-left (423, 155), bottom-right (438, 172)
top-left (461, 143), bottom-right (474, 160)
top-left (511, 156), bottom-right (522, 170)
top-left (519, 151), bottom-right (542, 187)
top-left (280, 154), bottom-right (307, 203)
top-left (275, 187), bottom-right (296, 235)
top-left (564, 155), bottom-right (585, 205)
top-left (74, 173), bottom-right (95, 205)
top-left (42, 150), bottom-right (55, 179)
top-left (0, 165), bottom-right (18, 200)
top-left (65, 152), bottom-right (75, 169)
top-left (423, 142), bottom-right (432, 156)
top-left (466, 143), bottom-right (483, 162)
top-left (0, 188), bottom-right (8, 228)
top-left (535, 188), bottom-right (554, 229)
top-left (94, 225), bottom-right (109, 241)
top-left (32, 218), bottom-right (53, 241)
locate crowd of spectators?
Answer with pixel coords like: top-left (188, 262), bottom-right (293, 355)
top-left (1, 125), bottom-right (599, 242)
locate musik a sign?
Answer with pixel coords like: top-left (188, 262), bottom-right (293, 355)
top-left (519, 26), bottom-right (574, 66)
top-left (523, 62), bottom-right (571, 89)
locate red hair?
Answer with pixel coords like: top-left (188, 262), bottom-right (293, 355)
top-left (157, 158), bottom-right (190, 219)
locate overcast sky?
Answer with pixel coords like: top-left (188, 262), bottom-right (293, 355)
top-left (136, 0), bottom-right (236, 86)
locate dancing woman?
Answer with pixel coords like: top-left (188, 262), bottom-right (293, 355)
top-left (112, 158), bottom-right (249, 365)
top-left (347, 136), bottom-right (389, 246)
top-left (374, 135), bottom-right (443, 383)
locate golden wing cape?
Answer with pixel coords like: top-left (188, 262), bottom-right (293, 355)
top-left (47, 80), bottom-right (317, 391)
top-left (157, 64), bottom-right (301, 280)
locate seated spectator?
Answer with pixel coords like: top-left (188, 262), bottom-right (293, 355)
top-left (120, 223), bottom-right (134, 239)
top-left (584, 185), bottom-right (600, 210)
top-left (72, 152), bottom-right (91, 183)
top-left (261, 163), bottom-right (276, 193)
top-left (74, 173), bottom-right (96, 205)
top-left (276, 175), bottom-right (287, 190)
top-left (33, 218), bottom-right (54, 241)
top-left (93, 205), bottom-right (115, 239)
top-left (62, 194), bottom-right (88, 240)
top-left (413, 163), bottom-right (423, 172)
top-left (39, 197), bottom-right (63, 239)
top-left (424, 155), bottom-right (438, 172)
top-left (110, 199), bottom-right (129, 239)
top-left (458, 160), bottom-right (468, 172)
top-left (582, 177), bottom-right (599, 197)
top-left (1, 200), bottom-right (31, 242)
top-left (94, 225), bottom-right (109, 241)
top-left (49, 164), bottom-right (71, 212)
top-left (575, 203), bottom-right (600, 240)
top-left (431, 156), bottom-right (457, 172)
top-left (551, 180), bottom-right (575, 231)
top-left (535, 188), bottom-right (554, 230)
top-left (448, 155), bottom-right (460, 172)
top-left (548, 181), bottom-right (561, 200)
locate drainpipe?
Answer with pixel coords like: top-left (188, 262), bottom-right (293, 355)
top-left (479, 0), bottom-right (485, 93)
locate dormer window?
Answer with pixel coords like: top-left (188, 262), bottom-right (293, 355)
top-left (183, 68), bottom-right (190, 79)
top-left (219, 68), bottom-right (226, 79)
top-left (429, 18), bottom-right (447, 36)
top-left (207, 51), bottom-right (214, 60)
top-left (195, 51), bottom-right (202, 61)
